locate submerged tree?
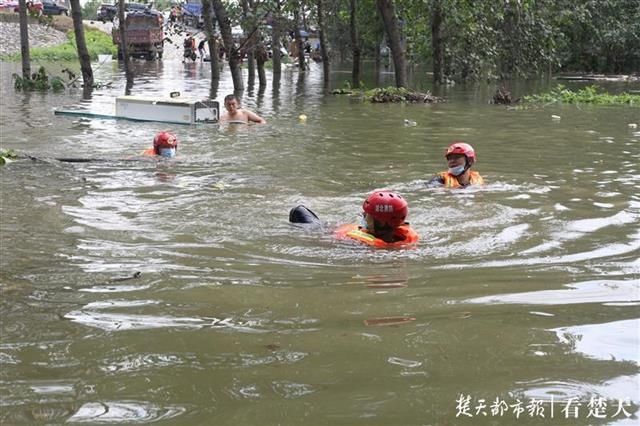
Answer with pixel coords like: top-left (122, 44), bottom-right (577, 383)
top-left (117, 0), bottom-right (133, 93)
top-left (201, 0), bottom-right (220, 82)
top-left (376, 0), bottom-right (406, 87)
top-left (431, 0), bottom-right (444, 83)
top-left (271, 0), bottom-right (283, 79)
top-left (240, 0), bottom-right (256, 87)
top-left (317, 0), bottom-right (330, 86)
top-left (349, 0), bottom-right (360, 88)
top-left (18, 0), bottom-right (30, 80)
top-left (70, 0), bottom-right (93, 89)
top-left (292, 3), bottom-right (306, 71)
top-left (212, 0), bottom-right (244, 91)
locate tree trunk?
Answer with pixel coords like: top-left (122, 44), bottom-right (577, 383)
top-left (18, 0), bottom-right (30, 80)
top-left (211, 0), bottom-right (244, 91)
top-left (118, 0), bottom-right (133, 93)
top-left (376, 0), bottom-right (406, 87)
top-left (70, 0), bottom-right (93, 88)
top-left (431, 0), bottom-right (443, 84)
top-left (240, 0), bottom-right (255, 87)
top-left (247, 51), bottom-right (255, 87)
top-left (201, 0), bottom-right (220, 81)
top-left (317, 0), bottom-right (329, 86)
top-left (255, 40), bottom-right (267, 87)
top-left (271, 0), bottom-right (282, 78)
top-left (349, 0), bottom-right (360, 88)
top-left (293, 6), bottom-right (306, 71)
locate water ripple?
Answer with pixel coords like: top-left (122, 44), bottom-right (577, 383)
top-left (465, 279), bottom-right (640, 305)
top-left (67, 401), bottom-right (186, 423)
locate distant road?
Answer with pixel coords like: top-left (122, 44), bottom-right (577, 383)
top-left (83, 19), bottom-right (112, 34)
top-left (83, 18), bottom-right (203, 62)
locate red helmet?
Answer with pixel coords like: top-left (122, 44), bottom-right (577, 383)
top-left (362, 191), bottom-right (408, 228)
top-left (153, 131), bottom-right (178, 155)
top-left (445, 141), bottom-right (476, 165)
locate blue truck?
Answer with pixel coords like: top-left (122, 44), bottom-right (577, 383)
top-left (182, 0), bottom-right (205, 28)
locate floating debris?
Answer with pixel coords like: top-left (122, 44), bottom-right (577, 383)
top-left (366, 282), bottom-right (408, 289)
top-left (492, 87), bottom-right (520, 104)
top-left (364, 316), bottom-right (416, 327)
top-left (365, 86), bottom-right (444, 103)
top-left (331, 88), bottom-right (352, 95)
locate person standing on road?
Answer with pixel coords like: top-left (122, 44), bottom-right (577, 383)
top-left (198, 38), bottom-right (207, 61)
top-left (183, 33), bottom-right (196, 62)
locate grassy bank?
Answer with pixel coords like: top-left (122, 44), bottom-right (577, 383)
top-left (2, 25), bottom-right (115, 61)
top-left (33, 27), bottom-right (116, 61)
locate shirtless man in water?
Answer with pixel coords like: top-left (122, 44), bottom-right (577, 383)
top-left (220, 94), bottom-right (266, 124)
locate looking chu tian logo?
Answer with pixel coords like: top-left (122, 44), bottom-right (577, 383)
top-left (375, 205), bottom-right (394, 213)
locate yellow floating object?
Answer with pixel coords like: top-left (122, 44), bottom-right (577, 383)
top-left (299, 114), bottom-right (307, 121)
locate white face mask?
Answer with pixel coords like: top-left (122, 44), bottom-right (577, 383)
top-left (448, 165), bottom-right (465, 176)
top-left (159, 147), bottom-right (176, 158)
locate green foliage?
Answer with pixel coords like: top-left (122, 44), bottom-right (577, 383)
top-left (13, 66), bottom-right (66, 91)
top-left (154, 0), bottom-right (173, 11)
top-left (10, 27), bottom-right (117, 61)
top-left (0, 149), bottom-right (18, 165)
top-left (82, 0), bottom-right (102, 20)
top-left (523, 85), bottom-right (640, 105)
top-left (316, 0), bottom-right (639, 82)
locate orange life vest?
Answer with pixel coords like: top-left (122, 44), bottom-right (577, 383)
top-left (141, 148), bottom-right (156, 156)
top-left (334, 224), bottom-right (419, 248)
top-left (438, 171), bottom-right (484, 188)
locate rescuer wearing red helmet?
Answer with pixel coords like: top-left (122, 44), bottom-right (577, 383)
top-left (427, 141), bottom-right (484, 188)
top-left (360, 191), bottom-right (409, 241)
top-left (142, 131), bottom-right (179, 158)
top-left (289, 190), bottom-right (419, 248)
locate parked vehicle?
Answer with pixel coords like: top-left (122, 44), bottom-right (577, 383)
top-left (96, 3), bottom-right (117, 22)
top-left (97, 2), bottom-right (148, 22)
top-left (181, 0), bottom-right (215, 29)
top-left (123, 2), bottom-right (148, 13)
top-left (42, 0), bottom-right (67, 15)
top-left (113, 10), bottom-right (164, 61)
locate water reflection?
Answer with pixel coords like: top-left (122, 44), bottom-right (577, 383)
top-left (554, 319), bottom-right (639, 365)
top-left (466, 279), bottom-right (640, 305)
